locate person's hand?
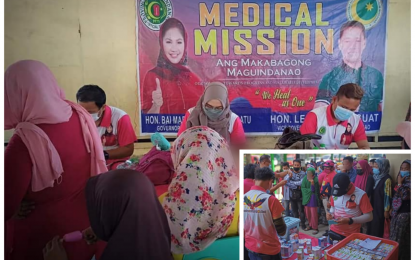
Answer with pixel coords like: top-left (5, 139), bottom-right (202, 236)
top-left (384, 211), bottom-right (390, 219)
top-left (13, 200), bottom-right (35, 220)
top-left (326, 213), bottom-right (333, 220)
top-left (288, 171), bottom-right (293, 178)
top-left (327, 201), bottom-right (331, 209)
top-left (279, 180), bottom-right (287, 186)
top-left (152, 78), bottom-right (163, 107)
top-left (43, 237), bottom-right (68, 260)
top-left (102, 137), bottom-right (106, 145)
top-left (398, 174), bottom-right (405, 185)
top-left (82, 227), bottom-right (98, 245)
top-left (334, 217), bottom-right (349, 225)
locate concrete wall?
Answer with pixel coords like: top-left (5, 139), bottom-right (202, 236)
top-left (4, 0), bottom-right (411, 153)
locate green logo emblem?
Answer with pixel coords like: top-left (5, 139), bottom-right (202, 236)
top-left (347, 0), bottom-right (383, 30)
top-left (333, 196), bottom-right (338, 201)
top-left (139, 0), bottom-right (173, 31)
top-left (318, 126), bottom-right (326, 135)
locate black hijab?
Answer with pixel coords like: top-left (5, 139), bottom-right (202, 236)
top-left (86, 169), bottom-right (172, 260)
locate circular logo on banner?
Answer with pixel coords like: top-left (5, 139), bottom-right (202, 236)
top-left (318, 126), bottom-right (326, 135)
top-left (347, 0), bottom-right (383, 30)
top-left (139, 0), bottom-right (173, 31)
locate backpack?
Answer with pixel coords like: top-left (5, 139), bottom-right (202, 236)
top-left (118, 146), bottom-right (174, 185)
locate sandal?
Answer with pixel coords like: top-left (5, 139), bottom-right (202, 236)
top-left (312, 230), bottom-right (319, 235)
top-left (304, 226), bottom-right (312, 231)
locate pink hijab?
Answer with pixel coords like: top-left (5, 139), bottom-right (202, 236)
top-left (354, 160), bottom-right (372, 191)
top-left (5, 60), bottom-right (108, 192)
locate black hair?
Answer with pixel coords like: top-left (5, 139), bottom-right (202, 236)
top-left (293, 159), bottom-right (301, 165)
top-left (254, 167), bottom-right (275, 181)
top-left (76, 85), bottom-right (107, 109)
top-left (281, 162), bottom-right (290, 168)
top-left (344, 156), bottom-right (354, 163)
top-left (260, 155), bottom-right (271, 163)
top-left (336, 83), bottom-right (364, 101)
top-left (345, 123), bottom-right (352, 134)
top-left (369, 159), bottom-right (376, 164)
top-left (244, 164), bottom-right (257, 179)
top-left (104, 124), bottom-right (114, 136)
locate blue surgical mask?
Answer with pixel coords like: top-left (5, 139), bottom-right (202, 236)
top-left (336, 170), bottom-right (342, 174)
top-left (203, 107), bottom-right (224, 120)
top-left (400, 171), bottom-right (410, 178)
top-left (334, 105), bottom-right (353, 121)
top-left (373, 168), bottom-right (380, 175)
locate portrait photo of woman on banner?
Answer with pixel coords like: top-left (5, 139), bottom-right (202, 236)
top-left (141, 17), bottom-right (203, 115)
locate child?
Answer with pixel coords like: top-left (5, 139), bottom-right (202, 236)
top-left (302, 168), bottom-right (320, 234)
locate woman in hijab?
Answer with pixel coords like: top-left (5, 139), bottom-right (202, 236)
top-left (142, 17), bottom-right (203, 114)
top-left (5, 60), bottom-right (107, 260)
top-left (178, 82), bottom-right (245, 145)
top-left (390, 160), bottom-right (410, 260)
top-left (163, 126), bottom-right (239, 254)
top-left (355, 160), bottom-right (375, 198)
top-left (367, 158), bottom-right (392, 238)
top-left (301, 168), bottom-right (320, 234)
top-left (43, 170), bottom-right (172, 260)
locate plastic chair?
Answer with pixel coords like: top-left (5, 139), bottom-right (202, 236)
top-left (182, 236), bottom-right (239, 260)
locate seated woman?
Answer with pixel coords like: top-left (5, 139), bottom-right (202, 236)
top-left (163, 126), bottom-right (239, 254)
top-left (43, 170), bottom-right (172, 260)
top-left (177, 82), bottom-right (245, 146)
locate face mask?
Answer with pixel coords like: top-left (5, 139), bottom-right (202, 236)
top-left (334, 105), bottom-right (353, 121)
top-left (400, 171), bottom-right (410, 178)
top-left (336, 170), bottom-right (342, 174)
top-left (293, 167), bottom-right (300, 172)
top-left (91, 112), bottom-right (100, 122)
top-left (324, 168), bottom-right (332, 173)
top-left (356, 169), bottom-right (364, 176)
top-left (373, 168), bottom-right (380, 175)
top-left (203, 107), bottom-right (224, 120)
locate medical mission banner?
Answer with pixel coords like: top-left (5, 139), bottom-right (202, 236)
top-left (137, 0), bottom-right (387, 135)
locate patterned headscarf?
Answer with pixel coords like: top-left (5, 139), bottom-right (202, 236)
top-left (162, 126), bottom-right (239, 254)
top-left (373, 158), bottom-right (390, 189)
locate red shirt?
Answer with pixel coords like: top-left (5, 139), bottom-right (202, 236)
top-left (244, 179), bottom-right (255, 194)
top-left (141, 69), bottom-right (203, 114)
top-left (98, 106), bottom-right (136, 169)
top-left (320, 170), bottom-right (336, 196)
top-left (300, 104), bottom-right (367, 142)
top-left (178, 110), bottom-right (246, 145)
top-left (5, 110), bottom-right (98, 260)
top-left (318, 171), bottom-right (327, 186)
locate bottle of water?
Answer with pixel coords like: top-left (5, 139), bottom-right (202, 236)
top-left (319, 144), bottom-right (326, 150)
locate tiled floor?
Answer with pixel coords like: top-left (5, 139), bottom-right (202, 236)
top-left (300, 223), bottom-right (330, 238)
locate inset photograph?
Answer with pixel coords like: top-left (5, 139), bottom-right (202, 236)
top-left (242, 153), bottom-right (410, 260)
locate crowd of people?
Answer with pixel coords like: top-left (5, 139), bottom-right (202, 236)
top-left (244, 155), bottom-right (410, 260)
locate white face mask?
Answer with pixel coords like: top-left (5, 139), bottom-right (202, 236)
top-left (91, 112), bottom-right (100, 122)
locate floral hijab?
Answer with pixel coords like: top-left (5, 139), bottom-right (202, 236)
top-left (162, 126), bottom-right (239, 254)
